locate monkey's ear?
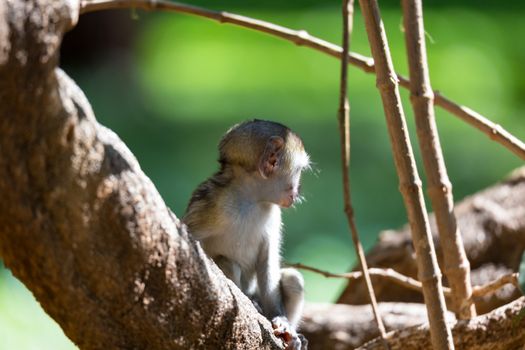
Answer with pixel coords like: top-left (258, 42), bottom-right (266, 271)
top-left (259, 136), bottom-right (285, 178)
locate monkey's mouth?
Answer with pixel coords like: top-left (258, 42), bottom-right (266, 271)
top-left (280, 199), bottom-right (294, 208)
top-left (279, 192), bottom-right (302, 208)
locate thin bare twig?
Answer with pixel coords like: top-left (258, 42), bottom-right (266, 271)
top-left (357, 0), bottom-right (453, 348)
top-left (288, 262), bottom-right (520, 300)
top-left (337, 0), bottom-right (388, 347)
top-left (79, 0), bottom-right (525, 161)
top-left (402, 0), bottom-right (475, 319)
top-left (289, 262), bottom-right (452, 296)
top-left (472, 272), bottom-right (519, 297)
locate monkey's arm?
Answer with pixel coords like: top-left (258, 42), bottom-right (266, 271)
top-left (256, 239), bottom-right (285, 320)
top-left (257, 240), bottom-right (305, 350)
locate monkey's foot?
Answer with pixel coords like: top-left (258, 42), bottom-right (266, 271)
top-left (271, 316), bottom-right (307, 350)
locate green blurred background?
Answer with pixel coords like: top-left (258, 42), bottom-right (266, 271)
top-left (1, 1), bottom-right (524, 348)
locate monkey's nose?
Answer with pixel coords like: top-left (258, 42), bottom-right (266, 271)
top-left (289, 191), bottom-right (300, 204)
top-left (279, 192), bottom-right (296, 208)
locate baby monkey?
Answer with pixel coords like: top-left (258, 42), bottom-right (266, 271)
top-left (184, 119), bottom-right (309, 350)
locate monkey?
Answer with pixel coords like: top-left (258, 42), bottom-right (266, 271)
top-left (183, 119), bottom-right (310, 350)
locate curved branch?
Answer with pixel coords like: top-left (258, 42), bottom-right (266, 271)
top-left (472, 272), bottom-right (519, 297)
top-left (0, 1), bottom-right (282, 349)
top-left (337, 0), bottom-right (388, 344)
top-left (290, 262), bottom-right (448, 295)
top-left (79, 0), bottom-right (525, 161)
top-left (289, 263), bottom-right (519, 300)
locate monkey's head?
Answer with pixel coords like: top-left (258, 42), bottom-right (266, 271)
top-left (219, 119), bottom-right (310, 208)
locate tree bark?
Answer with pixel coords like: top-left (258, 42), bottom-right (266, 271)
top-left (0, 1), bottom-right (282, 349)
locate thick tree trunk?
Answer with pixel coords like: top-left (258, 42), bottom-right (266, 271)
top-left (0, 1), bottom-right (281, 349)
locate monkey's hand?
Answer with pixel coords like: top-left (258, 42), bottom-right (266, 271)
top-left (271, 316), bottom-right (307, 350)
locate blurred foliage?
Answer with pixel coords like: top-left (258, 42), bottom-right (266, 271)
top-left (1, 2), bottom-right (525, 348)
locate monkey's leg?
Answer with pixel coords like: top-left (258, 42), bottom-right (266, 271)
top-left (280, 268), bottom-right (304, 328)
top-left (256, 247), bottom-right (305, 349)
top-left (214, 255), bottom-right (242, 288)
top-left (280, 268), bottom-right (308, 350)
top-left (272, 268), bottom-right (307, 350)
top-left (240, 271), bottom-right (263, 313)
top-left (241, 271), bottom-right (256, 296)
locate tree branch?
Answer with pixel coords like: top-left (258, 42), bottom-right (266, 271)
top-left (401, 0), bottom-right (475, 319)
top-left (290, 263), bottom-right (447, 296)
top-left (79, 0), bottom-right (525, 161)
top-left (357, 0), bottom-right (454, 348)
top-left (0, 1), bottom-right (282, 349)
top-left (337, 0), bottom-right (388, 345)
top-left (288, 263), bottom-right (520, 301)
top-left (472, 273), bottom-right (519, 298)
